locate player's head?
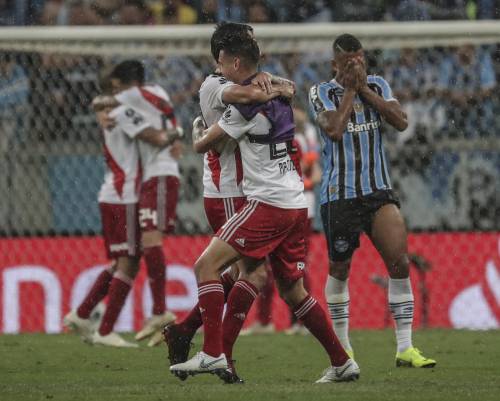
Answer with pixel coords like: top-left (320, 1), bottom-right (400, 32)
top-left (332, 33), bottom-right (365, 76)
top-left (218, 35), bottom-right (260, 82)
top-left (109, 59), bottom-right (145, 93)
top-left (211, 21), bottom-right (254, 63)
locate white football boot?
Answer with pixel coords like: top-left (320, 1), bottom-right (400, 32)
top-left (92, 331), bottom-right (138, 348)
top-left (135, 311), bottom-right (177, 341)
top-left (170, 351), bottom-right (228, 376)
top-left (146, 330), bottom-right (164, 347)
top-left (315, 359), bottom-right (360, 383)
top-left (63, 310), bottom-right (95, 343)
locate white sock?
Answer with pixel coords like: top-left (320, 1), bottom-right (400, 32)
top-left (325, 275), bottom-right (352, 352)
top-left (388, 278), bottom-right (414, 353)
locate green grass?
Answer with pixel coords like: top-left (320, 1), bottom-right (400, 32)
top-left (1, 330), bottom-right (499, 401)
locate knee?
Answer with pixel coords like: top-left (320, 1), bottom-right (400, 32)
top-left (141, 230), bottom-right (163, 248)
top-left (329, 260), bottom-right (351, 281)
top-left (388, 254), bottom-right (410, 279)
top-left (117, 257), bottom-right (140, 279)
top-left (276, 279), bottom-right (307, 308)
top-left (246, 265), bottom-right (268, 291)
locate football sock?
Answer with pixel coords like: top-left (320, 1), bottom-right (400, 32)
top-left (325, 275), bottom-right (352, 352)
top-left (198, 280), bottom-right (225, 357)
top-left (98, 271), bottom-right (133, 336)
top-left (294, 295), bottom-right (349, 367)
top-left (222, 280), bottom-right (258, 361)
top-left (77, 267), bottom-right (113, 319)
top-left (257, 272), bottom-right (274, 325)
top-left (144, 246), bottom-right (166, 316)
top-left (176, 270), bottom-right (235, 338)
top-left (388, 277), bottom-right (414, 352)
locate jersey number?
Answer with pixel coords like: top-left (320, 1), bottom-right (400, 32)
top-left (125, 108), bottom-right (145, 126)
top-left (139, 208), bottom-right (158, 228)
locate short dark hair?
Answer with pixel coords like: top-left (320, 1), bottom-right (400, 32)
top-left (220, 35), bottom-right (260, 68)
top-left (109, 59), bottom-right (145, 85)
top-left (333, 34), bottom-right (362, 54)
top-left (211, 21), bottom-right (254, 62)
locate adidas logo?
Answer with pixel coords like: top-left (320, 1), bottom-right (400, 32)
top-left (235, 238), bottom-right (246, 247)
top-left (234, 313), bottom-right (246, 321)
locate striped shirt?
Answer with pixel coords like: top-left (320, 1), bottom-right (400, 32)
top-left (309, 75), bottom-right (395, 204)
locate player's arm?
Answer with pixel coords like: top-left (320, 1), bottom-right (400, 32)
top-left (136, 126), bottom-right (183, 148)
top-left (316, 90), bottom-right (356, 142)
top-left (222, 80), bottom-right (294, 104)
top-left (357, 71), bottom-right (408, 132)
top-left (193, 123), bottom-right (230, 154)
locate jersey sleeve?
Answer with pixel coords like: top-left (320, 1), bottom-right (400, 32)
top-left (110, 105), bottom-right (151, 139)
top-left (217, 105), bottom-right (256, 140)
top-left (373, 76), bottom-right (396, 101)
top-left (200, 75), bottom-right (237, 110)
top-left (309, 83), bottom-right (336, 120)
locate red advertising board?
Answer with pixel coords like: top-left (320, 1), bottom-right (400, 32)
top-left (0, 233), bottom-right (498, 333)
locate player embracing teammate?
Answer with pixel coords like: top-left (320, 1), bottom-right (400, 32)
top-left (168, 27), bottom-right (359, 384)
top-left (164, 22), bottom-right (296, 383)
top-left (64, 61), bottom-right (182, 347)
top-left (309, 34), bottom-right (436, 368)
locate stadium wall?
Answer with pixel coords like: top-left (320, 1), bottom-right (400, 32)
top-left (1, 232), bottom-right (498, 334)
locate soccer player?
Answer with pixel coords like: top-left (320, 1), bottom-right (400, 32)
top-left (164, 22), bottom-right (295, 383)
top-left (109, 60), bottom-right (183, 347)
top-left (170, 34), bottom-right (359, 383)
top-left (63, 65), bottom-right (180, 347)
top-left (309, 33), bottom-right (436, 368)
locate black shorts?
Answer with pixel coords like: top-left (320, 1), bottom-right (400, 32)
top-left (320, 190), bottom-right (400, 262)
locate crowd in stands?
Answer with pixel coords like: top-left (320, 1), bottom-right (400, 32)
top-left (1, 0), bottom-right (500, 26)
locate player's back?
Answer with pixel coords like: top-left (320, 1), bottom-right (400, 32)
top-left (115, 84), bottom-right (179, 182)
top-left (219, 97), bottom-right (307, 210)
top-left (199, 73), bottom-right (244, 198)
top-left (98, 105), bottom-right (142, 204)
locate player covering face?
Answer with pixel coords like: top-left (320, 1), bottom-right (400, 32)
top-left (309, 33), bottom-right (436, 368)
top-left (169, 34), bottom-right (359, 384)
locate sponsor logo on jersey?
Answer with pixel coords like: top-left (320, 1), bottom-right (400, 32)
top-left (297, 262), bottom-right (305, 271)
top-left (235, 238), bottom-right (246, 247)
top-left (334, 239), bottom-right (350, 253)
top-left (346, 120), bottom-right (380, 133)
top-left (353, 102), bottom-right (364, 113)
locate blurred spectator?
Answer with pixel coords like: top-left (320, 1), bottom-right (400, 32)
top-left (287, 0), bottom-right (331, 22)
top-left (117, 0), bottom-right (153, 24)
top-left (246, 1), bottom-right (276, 23)
top-left (39, 0), bottom-right (104, 25)
top-left (438, 44), bottom-right (497, 138)
top-left (390, 0), bottom-right (467, 21)
top-left (162, 0), bottom-right (198, 24)
top-left (332, 0), bottom-right (385, 22)
top-left (384, 48), bottom-right (445, 145)
top-left (0, 53), bottom-right (29, 148)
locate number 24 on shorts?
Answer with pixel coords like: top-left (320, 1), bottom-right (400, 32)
top-left (139, 208), bottom-right (158, 228)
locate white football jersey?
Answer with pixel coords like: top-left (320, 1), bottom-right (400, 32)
top-left (218, 105), bottom-right (307, 209)
top-left (199, 74), bottom-right (244, 198)
top-left (115, 85), bottom-right (180, 182)
top-left (98, 105), bottom-right (148, 204)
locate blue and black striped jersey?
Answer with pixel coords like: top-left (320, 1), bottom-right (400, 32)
top-left (309, 76), bottom-right (395, 204)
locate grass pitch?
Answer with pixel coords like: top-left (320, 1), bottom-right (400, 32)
top-left (1, 329), bottom-right (499, 401)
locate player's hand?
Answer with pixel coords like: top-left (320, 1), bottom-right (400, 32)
top-left (192, 115), bottom-right (207, 143)
top-left (91, 95), bottom-right (118, 112)
top-left (343, 61), bottom-right (358, 90)
top-left (95, 110), bottom-right (116, 130)
top-left (275, 81), bottom-right (296, 100)
top-left (251, 71), bottom-right (273, 94)
top-left (169, 139), bottom-right (184, 160)
top-left (353, 62), bottom-right (367, 91)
